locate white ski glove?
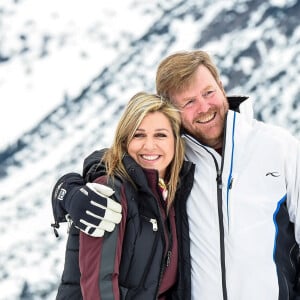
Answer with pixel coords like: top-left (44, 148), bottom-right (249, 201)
top-left (77, 182), bottom-right (122, 237)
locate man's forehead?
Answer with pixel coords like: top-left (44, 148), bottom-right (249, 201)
top-left (170, 83), bottom-right (215, 101)
top-left (167, 65), bottom-right (219, 98)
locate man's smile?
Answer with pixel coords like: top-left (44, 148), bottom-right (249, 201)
top-left (195, 112), bottom-right (216, 124)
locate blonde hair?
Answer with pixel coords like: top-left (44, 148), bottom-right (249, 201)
top-left (156, 50), bottom-right (224, 99)
top-left (103, 92), bottom-right (184, 210)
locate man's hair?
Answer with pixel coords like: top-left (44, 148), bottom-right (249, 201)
top-left (156, 50), bottom-right (222, 99)
top-left (103, 92), bottom-right (185, 209)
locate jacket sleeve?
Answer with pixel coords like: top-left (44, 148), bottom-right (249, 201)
top-left (286, 134), bottom-right (300, 243)
top-left (83, 149), bottom-right (108, 182)
top-left (51, 149), bottom-right (104, 226)
top-left (79, 176), bottom-right (127, 300)
top-left (285, 133), bottom-right (300, 294)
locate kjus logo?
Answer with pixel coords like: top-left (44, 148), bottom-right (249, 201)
top-left (265, 172), bottom-right (280, 177)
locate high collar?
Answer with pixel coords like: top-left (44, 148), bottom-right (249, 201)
top-left (122, 154), bottom-right (160, 191)
top-left (227, 95), bottom-right (249, 112)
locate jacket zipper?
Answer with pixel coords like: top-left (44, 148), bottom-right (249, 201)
top-left (140, 214), bottom-right (170, 297)
top-left (212, 119), bottom-right (229, 300)
top-left (216, 168), bottom-right (228, 300)
top-left (185, 130), bottom-right (228, 300)
top-left (212, 118), bottom-right (228, 300)
top-left (139, 179), bottom-right (172, 297)
top-left (154, 177), bottom-right (173, 299)
top-left (165, 250), bottom-right (172, 267)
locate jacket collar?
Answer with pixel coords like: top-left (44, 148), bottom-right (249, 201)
top-left (122, 154), bottom-right (159, 191)
top-left (227, 95), bottom-right (249, 112)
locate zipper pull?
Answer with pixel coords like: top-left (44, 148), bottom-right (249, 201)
top-left (149, 218), bottom-right (158, 231)
top-left (229, 177), bottom-right (234, 189)
top-left (51, 221), bottom-right (60, 238)
top-left (166, 250), bottom-right (172, 267)
top-left (66, 214), bottom-right (73, 233)
top-left (229, 174), bottom-right (237, 189)
top-left (216, 171), bottom-right (223, 189)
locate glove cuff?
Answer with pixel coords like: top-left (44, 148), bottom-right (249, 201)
top-left (51, 173), bottom-right (85, 223)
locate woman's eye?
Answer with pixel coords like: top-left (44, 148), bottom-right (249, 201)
top-left (133, 133), bottom-right (144, 138)
top-left (155, 133), bottom-right (167, 138)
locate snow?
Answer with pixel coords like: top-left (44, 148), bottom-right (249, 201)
top-left (0, 0), bottom-right (300, 299)
top-left (0, 0), bottom-right (155, 151)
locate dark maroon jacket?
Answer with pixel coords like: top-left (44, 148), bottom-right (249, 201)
top-left (80, 154), bottom-right (193, 300)
top-left (54, 152), bottom-right (195, 300)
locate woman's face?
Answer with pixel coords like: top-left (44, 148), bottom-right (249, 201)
top-left (128, 111), bottom-right (175, 179)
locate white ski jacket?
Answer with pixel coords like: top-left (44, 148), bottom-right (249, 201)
top-left (183, 99), bottom-right (300, 300)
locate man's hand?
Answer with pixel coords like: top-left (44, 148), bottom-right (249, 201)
top-left (52, 173), bottom-right (122, 237)
top-left (76, 183), bottom-right (122, 237)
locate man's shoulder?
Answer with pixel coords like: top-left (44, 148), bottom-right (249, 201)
top-left (253, 119), bottom-right (299, 146)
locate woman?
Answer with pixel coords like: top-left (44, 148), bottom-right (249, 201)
top-left (79, 92), bottom-right (195, 300)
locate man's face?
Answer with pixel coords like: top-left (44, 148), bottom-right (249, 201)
top-left (169, 65), bottom-right (229, 149)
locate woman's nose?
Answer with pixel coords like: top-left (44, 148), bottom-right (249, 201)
top-left (142, 137), bottom-right (156, 150)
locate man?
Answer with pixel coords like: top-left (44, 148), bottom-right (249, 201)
top-left (52, 50), bottom-right (300, 299)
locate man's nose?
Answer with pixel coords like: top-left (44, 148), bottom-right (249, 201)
top-left (195, 97), bottom-right (210, 113)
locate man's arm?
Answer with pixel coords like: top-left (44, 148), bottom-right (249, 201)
top-left (51, 151), bottom-right (122, 237)
top-left (83, 150), bottom-right (104, 182)
top-left (51, 173), bottom-right (122, 237)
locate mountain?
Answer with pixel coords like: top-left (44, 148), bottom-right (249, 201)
top-left (0, 0), bottom-right (299, 299)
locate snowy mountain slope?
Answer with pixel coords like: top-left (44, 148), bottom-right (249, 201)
top-left (0, 0), bottom-right (300, 299)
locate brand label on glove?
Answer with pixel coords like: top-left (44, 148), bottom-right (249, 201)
top-left (58, 188), bottom-right (67, 201)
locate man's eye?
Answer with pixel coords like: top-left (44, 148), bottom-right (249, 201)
top-left (203, 90), bottom-right (215, 98)
top-left (183, 100), bottom-right (194, 108)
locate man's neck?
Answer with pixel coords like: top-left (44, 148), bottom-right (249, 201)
top-left (215, 147), bottom-right (223, 155)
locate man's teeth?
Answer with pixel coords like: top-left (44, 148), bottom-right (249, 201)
top-left (141, 155), bottom-right (159, 161)
top-left (197, 112), bottom-right (215, 123)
